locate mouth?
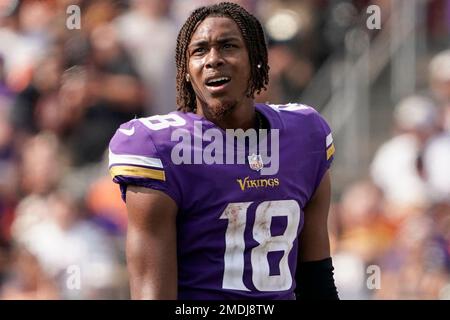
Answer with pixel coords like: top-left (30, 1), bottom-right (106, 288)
top-left (204, 76), bottom-right (231, 93)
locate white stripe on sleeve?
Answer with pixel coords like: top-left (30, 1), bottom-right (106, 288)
top-left (109, 149), bottom-right (163, 168)
top-left (326, 133), bottom-right (333, 148)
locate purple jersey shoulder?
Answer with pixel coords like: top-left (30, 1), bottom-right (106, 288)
top-left (259, 103), bottom-right (334, 162)
top-left (108, 113), bottom-right (190, 204)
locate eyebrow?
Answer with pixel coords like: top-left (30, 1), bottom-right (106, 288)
top-left (189, 36), bottom-right (242, 48)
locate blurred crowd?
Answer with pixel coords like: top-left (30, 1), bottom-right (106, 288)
top-left (332, 49), bottom-right (450, 299)
top-left (0, 0), bottom-right (449, 299)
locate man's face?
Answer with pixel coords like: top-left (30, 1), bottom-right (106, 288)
top-left (187, 16), bottom-right (251, 119)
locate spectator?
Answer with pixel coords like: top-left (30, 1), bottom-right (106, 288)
top-left (370, 95), bottom-right (439, 213)
top-left (11, 190), bottom-right (125, 299)
top-left (331, 180), bottom-right (393, 299)
top-left (114, 0), bottom-right (178, 115)
top-left (0, 246), bottom-right (59, 300)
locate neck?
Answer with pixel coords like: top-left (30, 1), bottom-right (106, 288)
top-left (196, 98), bottom-right (256, 130)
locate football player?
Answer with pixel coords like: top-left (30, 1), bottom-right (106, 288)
top-left (109, 2), bottom-right (338, 300)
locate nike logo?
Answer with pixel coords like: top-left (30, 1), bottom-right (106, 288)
top-left (119, 126), bottom-right (135, 136)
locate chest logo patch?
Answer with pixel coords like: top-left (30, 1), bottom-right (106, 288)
top-left (248, 153), bottom-right (264, 171)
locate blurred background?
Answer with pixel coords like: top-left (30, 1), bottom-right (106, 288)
top-left (0, 0), bottom-right (449, 299)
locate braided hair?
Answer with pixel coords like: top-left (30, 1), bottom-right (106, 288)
top-left (175, 2), bottom-right (269, 112)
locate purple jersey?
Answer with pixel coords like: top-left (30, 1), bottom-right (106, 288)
top-left (109, 103), bottom-right (334, 300)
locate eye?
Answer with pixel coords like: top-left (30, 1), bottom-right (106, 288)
top-left (223, 43), bottom-right (236, 49)
top-left (192, 47), bottom-right (206, 55)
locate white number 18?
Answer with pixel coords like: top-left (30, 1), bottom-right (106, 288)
top-left (220, 200), bottom-right (301, 292)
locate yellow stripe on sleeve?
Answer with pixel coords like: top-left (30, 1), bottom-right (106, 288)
top-left (110, 165), bottom-right (166, 181)
top-left (326, 143), bottom-right (335, 160)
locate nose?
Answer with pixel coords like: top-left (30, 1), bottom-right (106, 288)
top-left (205, 47), bottom-right (224, 69)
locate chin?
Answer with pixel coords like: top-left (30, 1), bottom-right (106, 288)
top-left (205, 99), bottom-right (237, 121)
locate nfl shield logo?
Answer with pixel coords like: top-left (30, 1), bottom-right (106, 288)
top-left (248, 153), bottom-right (264, 171)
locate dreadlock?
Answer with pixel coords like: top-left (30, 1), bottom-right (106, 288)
top-left (175, 2), bottom-right (269, 112)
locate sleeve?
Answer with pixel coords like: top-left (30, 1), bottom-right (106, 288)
top-left (312, 111), bottom-right (335, 192)
top-left (108, 120), bottom-right (181, 206)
